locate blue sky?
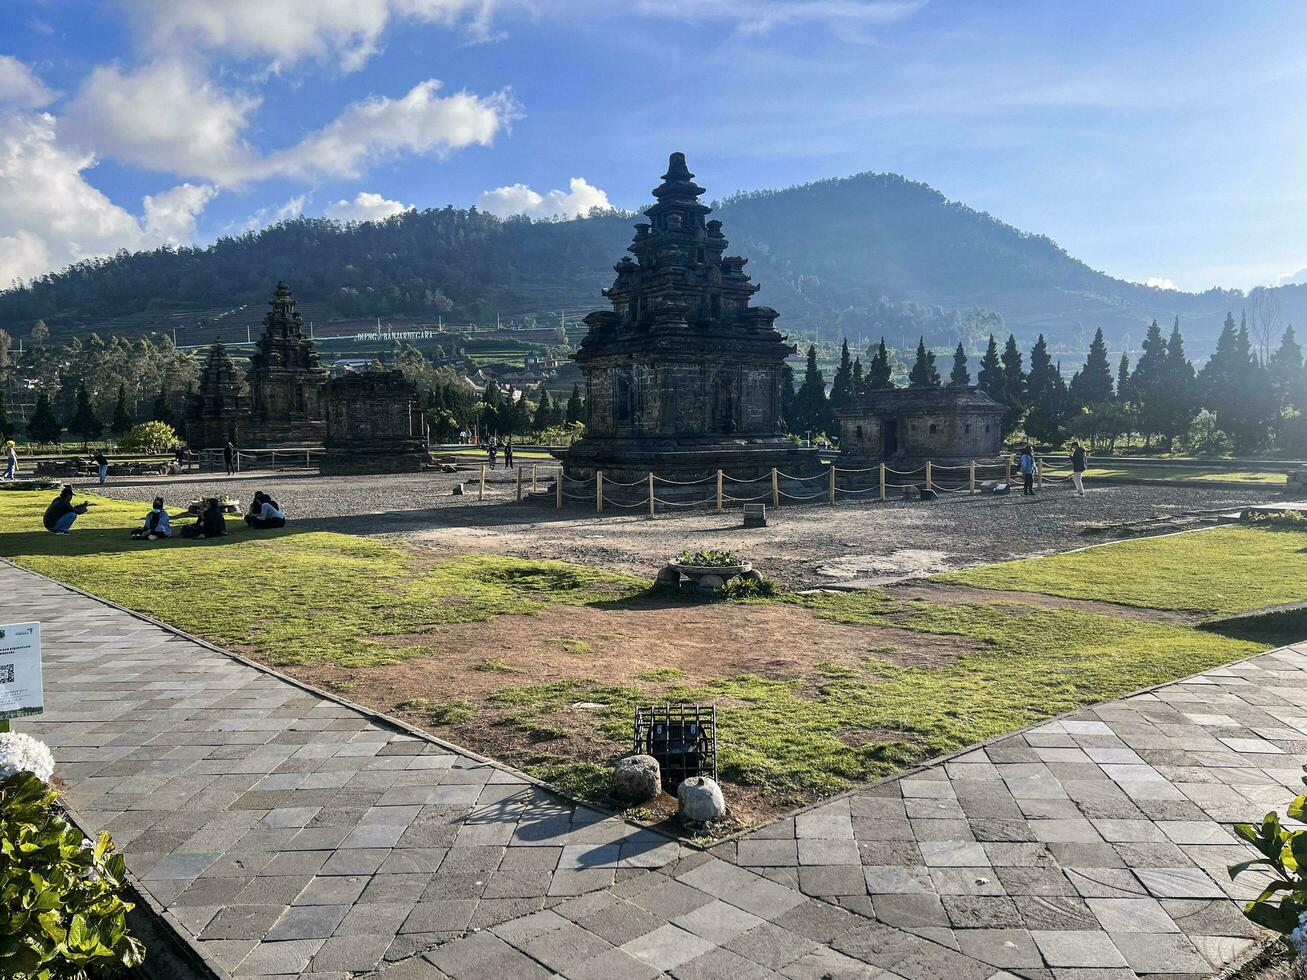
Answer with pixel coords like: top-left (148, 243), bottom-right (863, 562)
top-left (1, 0), bottom-right (1304, 292)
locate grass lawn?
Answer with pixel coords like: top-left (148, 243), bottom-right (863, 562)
top-left (1085, 465), bottom-right (1287, 484)
top-left (0, 489), bottom-right (1283, 820)
top-left (936, 523), bottom-right (1307, 615)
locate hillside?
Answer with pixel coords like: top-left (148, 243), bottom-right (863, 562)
top-left (0, 170), bottom-right (1287, 359)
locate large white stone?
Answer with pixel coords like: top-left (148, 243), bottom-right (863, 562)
top-left (613, 754), bottom-right (661, 802)
top-left (677, 776), bottom-right (726, 823)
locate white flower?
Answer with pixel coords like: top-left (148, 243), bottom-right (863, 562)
top-left (0, 732), bottom-right (56, 783)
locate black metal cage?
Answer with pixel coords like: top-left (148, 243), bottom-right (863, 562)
top-left (634, 704), bottom-right (717, 784)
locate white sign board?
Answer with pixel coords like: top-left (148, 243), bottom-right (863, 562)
top-left (0, 622), bottom-right (42, 721)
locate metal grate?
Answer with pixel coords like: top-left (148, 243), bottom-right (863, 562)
top-left (634, 704), bottom-right (716, 784)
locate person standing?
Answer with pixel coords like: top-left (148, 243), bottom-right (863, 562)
top-left (94, 451), bottom-right (109, 485)
top-left (487, 441), bottom-right (498, 470)
top-left (504, 439), bottom-right (515, 470)
top-left (1018, 445), bottom-right (1036, 496)
top-left (224, 440), bottom-right (236, 476)
top-left (1070, 441), bottom-right (1088, 497)
top-left (3, 440), bottom-right (16, 481)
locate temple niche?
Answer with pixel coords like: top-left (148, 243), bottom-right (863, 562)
top-left (185, 339), bottom-right (248, 449)
top-left (556, 152), bottom-right (819, 482)
top-left (241, 281), bottom-right (329, 447)
top-left (320, 371), bottom-right (430, 475)
top-left (836, 386), bottom-right (1005, 467)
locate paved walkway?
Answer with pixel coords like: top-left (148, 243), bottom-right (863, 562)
top-left (5, 557), bottom-right (1303, 979)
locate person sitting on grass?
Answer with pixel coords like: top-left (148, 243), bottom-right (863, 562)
top-left (244, 491), bottom-right (286, 529)
top-left (181, 497), bottom-right (228, 539)
top-left (130, 497), bottom-right (173, 540)
top-left (43, 485), bottom-right (90, 534)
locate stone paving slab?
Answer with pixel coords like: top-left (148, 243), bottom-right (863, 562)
top-left (7, 557), bottom-right (1304, 979)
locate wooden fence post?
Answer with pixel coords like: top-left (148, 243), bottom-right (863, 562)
top-left (925, 461), bottom-right (932, 493)
top-left (771, 467), bottom-right (779, 507)
top-left (716, 469), bottom-right (723, 513)
top-left (531, 464), bottom-right (537, 492)
top-left (879, 463), bottom-right (886, 501)
top-left (1038, 458), bottom-right (1044, 491)
top-left (305, 449), bottom-right (311, 468)
top-left (556, 473), bottom-right (562, 509)
top-left (596, 471), bottom-right (604, 513)
top-left (1005, 455), bottom-right (1012, 484)
top-left (969, 459), bottom-right (976, 492)
top-left (648, 472), bottom-right (655, 518)
top-left (479, 463), bottom-right (486, 501)
top-left (516, 466), bottom-right (523, 502)
top-left (235, 451), bottom-right (241, 474)
top-left (828, 464), bottom-right (836, 504)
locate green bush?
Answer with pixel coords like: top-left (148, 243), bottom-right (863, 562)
top-left (116, 421), bottom-right (181, 455)
top-left (1229, 764), bottom-right (1307, 934)
top-left (678, 548), bottom-right (742, 568)
top-left (0, 772), bottom-right (145, 979)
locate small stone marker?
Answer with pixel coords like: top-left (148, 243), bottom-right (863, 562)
top-left (452, 483), bottom-right (465, 495)
top-left (902, 484), bottom-right (921, 500)
top-left (919, 488), bottom-right (938, 501)
top-left (742, 503), bottom-right (767, 527)
top-left (678, 776), bottom-right (726, 824)
top-left (613, 754), bottom-right (661, 803)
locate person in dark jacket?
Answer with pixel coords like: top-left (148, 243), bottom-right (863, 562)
top-left (504, 440), bottom-right (514, 469)
top-left (182, 498), bottom-right (228, 539)
top-left (245, 491), bottom-right (286, 529)
top-left (94, 452), bottom-right (109, 485)
top-left (1070, 442), bottom-right (1088, 496)
top-left (43, 486), bottom-right (89, 534)
top-left (224, 441), bottom-right (236, 475)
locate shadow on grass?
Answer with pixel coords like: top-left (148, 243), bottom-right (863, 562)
top-left (0, 519), bottom-right (311, 560)
top-left (1199, 604), bottom-right (1307, 648)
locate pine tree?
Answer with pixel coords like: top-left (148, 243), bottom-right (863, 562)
top-left (534, 389), bottom-right (555, 431)
top-left (908, 338), bottom-right (940, 387)
top-left (151, 385), bottom-right (172, 426)
top-left (780, 362), bottom-right (798, 432)
top-left (977, 335), bottom-right (1003, 403)
top-left (1069, 327), bottom-right (1113, 407)
top-left (110, 383), bottom-right (133, 436)
top-left (1024, 335), bottom-right (1065, 445)
top-left (1131, 319), bottom-right (1169, 442)
top-left (851, 356), bottom-right (864, 396)
top-left (1159, 317), bottom-right (1197, 447)
top-left (565, 383), bottom-right (584, 425)
top-left (866, 339), bottom-right (893, 390)
top-left (1269, 325), bottom-right (1304, 409)
top-left (1116, 353), bottom-right (1132, 403)
top-left (999, 334), bottom-right (1026, 434)
top-left (1200, 312), bottom-right (1275, 449)
top-left (949, 343), bottom-right (970, 386)
top-left (830, 339), bottom-right (854, 409)
top-left (69, 383), bottom-right (103, 447)
top-left (794, 345), bottom-right (832, 436)
top-left (27, 391), bottom-right (61, 445)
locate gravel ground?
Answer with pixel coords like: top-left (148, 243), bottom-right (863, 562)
top-left (77, 465), bottom-right (1290, 588)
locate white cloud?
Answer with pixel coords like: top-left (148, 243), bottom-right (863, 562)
top-left (1143, 276), bottom-right (1179, 291)
top-left (0, 111), bottom-right (216, 286)
top-left (1277, 267), bottom-right (1307, 287)
top-left (64, 68), bottom-right (512, 186)
top-left (121, 0), bottom-right (505, 73)
top-left (0, 57), bottom-right (56, 109)
top-left (631, 0), bottom-right (924, 40)
top-left (476, 177), bottom-right (611, 219)
top-left (325, 191), bottom-right (413, 222)
top-left (240, 195), bottom-right (309, 232)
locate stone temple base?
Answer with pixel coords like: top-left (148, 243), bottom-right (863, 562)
top-left (555, 437), bottom-right (822, 486)
top-left (240, 421), bottom-right (327, 449)
top-left (319, 446), bottom-right (429, 476)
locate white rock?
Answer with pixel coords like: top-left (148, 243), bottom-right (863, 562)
top-left (613, 754), bottom-right (661, 802)
top-left (677, 776), bottom-right (726, 823)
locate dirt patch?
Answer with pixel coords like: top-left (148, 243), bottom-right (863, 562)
top-left (286, 600), bottom-right (976, 825)
top-left (885, 580), bottom-right (1198, 625)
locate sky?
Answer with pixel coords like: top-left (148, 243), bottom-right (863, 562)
top-left (1, 0), bottom-right (1305, 294)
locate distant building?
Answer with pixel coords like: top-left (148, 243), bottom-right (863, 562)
top-left (836, 385), bottom-right (1005, 466)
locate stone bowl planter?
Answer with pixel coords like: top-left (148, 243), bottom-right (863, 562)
top-left (668, 561), bottom-right (753, 594)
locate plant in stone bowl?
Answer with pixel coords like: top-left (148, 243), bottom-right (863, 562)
top-left (677, 548), bottom-right (743, 569)
top-left (1230, 763), bottom-right (1307, 959)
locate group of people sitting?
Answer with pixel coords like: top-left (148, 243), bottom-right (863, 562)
top-left (41, 485), bottom-right (287, 539)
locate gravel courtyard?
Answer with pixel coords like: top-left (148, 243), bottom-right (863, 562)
top-left (82, 466), bottom-right (1287, 587)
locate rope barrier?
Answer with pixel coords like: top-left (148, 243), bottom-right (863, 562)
top-left (721, 472), bottom-right (773, 484)
top-left (722, 491), bottom-right (773, 503)
top-left (835, 485), bottom-right (884, 496)
top-left (831, 464), bottom-right (881, 474)
top-left (652, 474), bottom-right (717, 485)
top-left (598, 476), bottom-right (647, 487)
top-left (652, 496), bottom-right (719, 508)
top-left (884, 466), bottom-right (926, 475)
top-left (778, 489), bottom-right (829, 501)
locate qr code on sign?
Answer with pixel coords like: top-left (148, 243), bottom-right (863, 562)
top-left (0, 664), bottom-right (13, 684)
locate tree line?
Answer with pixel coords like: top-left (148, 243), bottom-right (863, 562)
top-left (780, 314), bottom-right (1307, 455)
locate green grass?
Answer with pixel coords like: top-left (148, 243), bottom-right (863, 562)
top-left (0, 490), bottom-right (645, 667)
top-left (1085, 465), bottom-right (1287, 485)
top-left (937, 524), bottom-right (1307, 615)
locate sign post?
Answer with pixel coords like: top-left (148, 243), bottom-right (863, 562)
top-left (0, 622), bottom-right (43, 733)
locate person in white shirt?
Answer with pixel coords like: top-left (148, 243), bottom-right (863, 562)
top-left (243, 491), bottom-right (287, 529)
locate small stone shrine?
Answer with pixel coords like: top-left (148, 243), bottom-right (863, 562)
top-left (185, 339), bottom-right (248, 449)
top-left (241, 281), bottom-right (329, 447)
top-left (320, 370), bottom-right (430, 475)
top-left (555, 153), bottom-right (819, 482)
top-left (836, 385), bottom-right (1005, 466)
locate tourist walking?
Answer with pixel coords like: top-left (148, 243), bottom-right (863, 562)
top-left (43, 486), bottom-right (90, 534)
top-left (1018, 445), bottom-right (1036, 496)
top-left (1070, 441), bottom-right (1088, 496)
top-left (224, 440), bottom-right (236, 475)
top-left (94, 451), bottom-right (109, 485)
top-left (504, 440), bottom-right (514, 470)
top-left (3, 440), bottom-right (16, 481)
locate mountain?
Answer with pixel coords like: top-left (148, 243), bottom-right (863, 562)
top-left (0, 170), bottom-right (1294, 359)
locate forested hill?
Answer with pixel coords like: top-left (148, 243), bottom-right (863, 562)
top-left (1, 170), bottom-right (1290, 357)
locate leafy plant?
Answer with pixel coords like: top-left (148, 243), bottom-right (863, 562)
top-left (116, 421), bottom-right (181, 455)
top-left (1230, 765), bottom-right (1307, 934)
top-left (0, 772), bottom-right (145, 980)
top-left (677, 548), bottom-right (742, 568)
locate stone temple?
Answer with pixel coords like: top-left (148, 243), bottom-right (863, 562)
top-left (555, 153), bottom-right (819, 482)
top-left (836, 385), bottom-right (1005, 467)
top-left (320, 370), bottom-right (429, 475)
top-left (185, 338), bottom-right (247, 449)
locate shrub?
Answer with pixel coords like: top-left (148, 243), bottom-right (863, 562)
top-left (117, 421), bottom-right (182, 455)
top-left (1179, 409), bottom-right (1232, 457)
top-left (678, 548), bottom-right (742, 568)
top-left (1230, 764), bottom-right (1307, 936)
top-left (0, 772), bottom-right (145, 980)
